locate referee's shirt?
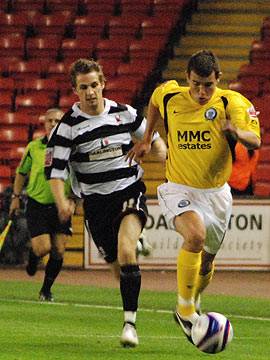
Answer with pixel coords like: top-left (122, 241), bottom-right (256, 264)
top-left (45, 99), bottom-right (158, 197)
top-left (17, 136), bottom-right (70, 204)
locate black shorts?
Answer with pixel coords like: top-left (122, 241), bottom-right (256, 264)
top-left (26, 197), bottom-right (72, 238)
top-left (83, 180), bottom-right (148, 263)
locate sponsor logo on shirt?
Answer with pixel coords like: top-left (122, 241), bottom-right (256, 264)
top-left (89, 145), bottom-right (123, 161)
top-left (177, 130), bottom-right (211, 150)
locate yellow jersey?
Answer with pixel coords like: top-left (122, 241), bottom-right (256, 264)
top-left (151, 80), bottom-right (260, 189)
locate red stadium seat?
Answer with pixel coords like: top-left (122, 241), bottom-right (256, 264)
top-left (60, 37), bottom-right (95, 63)
top-left (12, 0), bottom-right (46, 12)
top-left (228, 78), bottom-right (260, 100)
top-left (8, 59), bottom-right (48, 80)
top-left (7, 145), bottom-right (26, 172)
top-left (107, 16), bottom-right (143, 41)
top-left (0, 33), bottom-right (26, 59)
top-left (116, 61), bottom-right (155, 85)
top-left (258, 146), bottom-right (270, 163)
top-left (238, 63), bottom-right (270, 80)
top-left (0, 165), bottom-right (12, 185)
top-left (0, 110), bottom-right (37, 128)
top-left (82, 1), bottom-right (115, 16)
top-left (44, 0), bottom-right (79, 12)
top-left (0, 13), bottom-right (30, 35)
top-left (0, 127), bottom-right (29, 147)
top-left (74, 15), bottom-right (108, 38)
top-left (253, 182), bottom-right (270, 196)
top-left (97, 58), bottom-right (121, 79)
top-left (253, 165), bottom-right (270, 197)
top-left (58, 93), bottom-right (79, 112)
top-left (21, 78), bottom-right (58, 99)
top-left (104, 77), bottom-right (139, 104)
top-left (141, 17), bottom-right (175, 41)
top-left (33, 11), bottom-right (74, 36)
top-left (128, 39), bottom-right (165, 62)
top-left (250, 40), bottom-right (270, 63)
top-left (0, 78), bottom-right (16, 97)
top-left (0, 93), bottom-right (14, 112)
top-left (152, 0), bottom-right (187, 23)
top-left (120, 0), bottom-right (152, 17)
top-left (15, 93), bottom-right (56, 115)
top-left (261, 16), bottom-right (270, 41)
top-left (26, 36), bottom-right (61, 61)
top-left (95, 39), bottom-right (129, 61)
top-left (252, 95), bottom-right (270, 130)
top-left (46, 61), bottom-right (71, 82)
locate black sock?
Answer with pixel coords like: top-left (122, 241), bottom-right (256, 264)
top-left (28, 248), bottom-right (40, 264)
top-left (120, 265), bottom-right (141, 312)
top-left (40, 257), bottom-right (63, 294)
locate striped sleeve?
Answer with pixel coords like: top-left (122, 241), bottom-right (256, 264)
top-left (45, 119), bottom-right (72, 181)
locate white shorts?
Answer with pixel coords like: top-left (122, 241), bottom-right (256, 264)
top-left (157, 181), bottom-right (233, 255)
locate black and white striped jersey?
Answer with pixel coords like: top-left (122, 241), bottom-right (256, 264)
top-left (45, 98), bottom-right (159, 197)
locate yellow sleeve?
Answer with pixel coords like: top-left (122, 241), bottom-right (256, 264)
top-left (227, 92), bottom-right (261, 139)
top-left (151, 80), bottom-right (179, 117)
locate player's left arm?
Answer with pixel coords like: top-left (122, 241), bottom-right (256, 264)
top-left (223, 96), bottom-right (261, 150)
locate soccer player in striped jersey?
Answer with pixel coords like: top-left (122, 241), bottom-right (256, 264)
top-left (45, 58), bottom-right (166, 347)
top-left (127, 50), bottom-right (261, 343)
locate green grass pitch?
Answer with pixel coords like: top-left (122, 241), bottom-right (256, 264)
top-left (0, 280), bottom-right (269, 359)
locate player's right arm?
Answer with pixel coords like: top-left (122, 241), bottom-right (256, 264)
top-left (49, 178), bottom-right (75, 223)
top-left (126, 99), bottom-right (163, 165)
top-left (9, 145), bottom-right (32, 216)
top-left (9, 173), bottom-right (27, 216)
top-left (45, 115), bottom-right (74, 222)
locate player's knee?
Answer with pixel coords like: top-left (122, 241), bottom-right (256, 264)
top-left (185, 229), bottom-right (206, 251)
top-left (118, 246), bottom-right (136, 265)
top-left (32, 242), bottom-right (51, 257)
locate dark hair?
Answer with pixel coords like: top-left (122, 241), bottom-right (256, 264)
top-left (187, 50), bottom-right (221, 79)
top-left (70, 58), bottom-right (105, 88)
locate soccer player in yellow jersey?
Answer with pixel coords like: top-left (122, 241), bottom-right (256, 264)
top-left (127, 50), bottom-right (261, 342)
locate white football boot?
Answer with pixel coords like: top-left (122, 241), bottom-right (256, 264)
top-left (120, 322), bottom-right (139, 347)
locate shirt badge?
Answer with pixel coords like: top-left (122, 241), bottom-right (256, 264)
top-left (204, 108), bottom-right (217, 121)
top-left (178, 200), bottom-right (190, 208)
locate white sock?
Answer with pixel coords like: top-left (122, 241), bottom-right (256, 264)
top-left (124, 311), bottom-right (136, 324)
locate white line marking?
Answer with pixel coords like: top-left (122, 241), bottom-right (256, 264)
top-left (0, 297), bottom-right (269, 322)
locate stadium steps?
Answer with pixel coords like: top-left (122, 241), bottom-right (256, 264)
top-left (163, 0), bottom-right (267, 87)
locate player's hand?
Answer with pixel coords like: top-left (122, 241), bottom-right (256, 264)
top-left (57, 199), bottom-right (75, 223)
top-left (9, 197), bottom-right (20, 217)
top-left (126, 141), bottom-right (151, 166)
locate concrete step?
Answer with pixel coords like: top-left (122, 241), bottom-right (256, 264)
top-left (186, 23), bottom-right (260, 36)
top-left (180, 34), bottom-right (254, 48)
top-left (191, 13), bottom-right (265, 26)
top-left (167, 58), bottom-right (246, 72)
top-left (198, 0), bottom-right (270, 13)
top-left (173, 46), bottom-right (250, 59)
top-left (162, 69), bottom-right (238, 84)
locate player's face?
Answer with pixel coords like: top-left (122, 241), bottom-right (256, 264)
top-left (44, 111), bottom-right (62, 137)
top-left (74, 71), bottom-right (105, 114)
top-left (187, 70), bottom-right (219, 105)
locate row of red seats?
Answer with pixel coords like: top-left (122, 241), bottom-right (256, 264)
top-left (2, 0), bottom-right (190, 19)
top-left (227, 15), bottom-right (270, 197)
top-left (0, 30), bottom-right (170, 63)
top-left (0, 12), bottom-right (181, 38)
